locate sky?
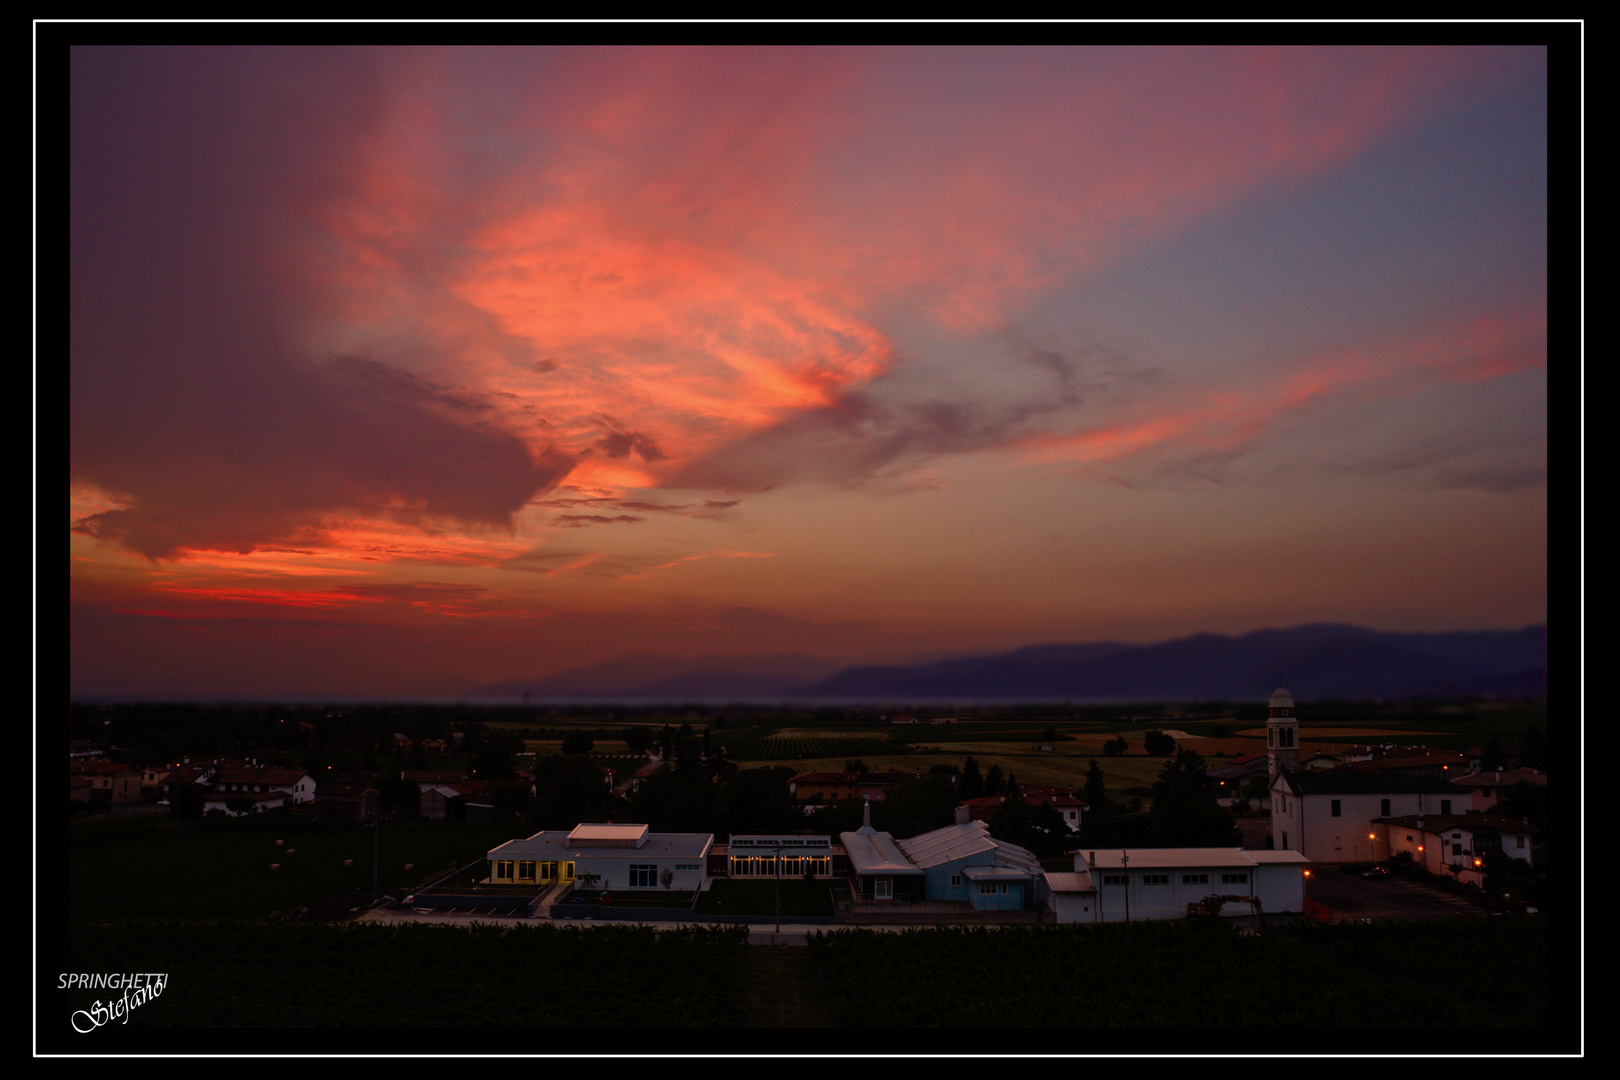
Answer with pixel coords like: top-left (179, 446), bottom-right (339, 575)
top-left (67, 43), bottom-right (1551, 700)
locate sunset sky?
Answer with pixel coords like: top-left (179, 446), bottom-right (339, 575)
top-left (68, 43), bottom-right (1550, 700)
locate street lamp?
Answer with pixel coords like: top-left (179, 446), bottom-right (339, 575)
top-left (774, 841), bottom-right (784, 937)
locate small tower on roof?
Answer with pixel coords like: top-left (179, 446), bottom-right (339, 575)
top-left (1267, 683), bottom-right (1299, 780)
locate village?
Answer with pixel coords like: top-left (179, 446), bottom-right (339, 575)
top-left (69, 688), bottom-right (1548, 931)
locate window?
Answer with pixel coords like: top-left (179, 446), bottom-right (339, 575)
top-left (630, 864), bottom-right (659, 888)
top-left (978, 882), bottom-right (1008, 896)
top-left (1281, 832), bottom-right (1288, 850)
top-left (494, 860), bottom-right (513, 881)
top-left (1516, 836), bottom-right (1525, 849)
top-left (950, 875), bottom-right (961, 888)
top-left (1102, 874), bottom-right (1127, 886)
top-left (1381, 799), bottom-right (1391, 816)
top-left (517, 861), bottom-right (536, 882)
top-left (1182, 874), bottom-right (1208, 885)
top-left (1221, 873), bottom-right (1249, 886)
top-left (874, 878), bottom-right (893, 900)
top-left (1441, 800), bottom-right (1452, 815)
top-left (1142, 874), bottom-right (1168, 885)
top-left (1452, 843), bottom-right (1463, 856)
top-left (675, 863), bottom-right (699, 872)
top-left (1331, 799), bottom-right (1341, 817)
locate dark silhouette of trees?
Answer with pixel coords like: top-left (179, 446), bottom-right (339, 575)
top-left (1143, 729), bottom-right (1177, 757)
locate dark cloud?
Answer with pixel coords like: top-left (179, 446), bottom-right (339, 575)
top-left (70, 47), bottom-right (574, 560)
top-left (590, 415), bottom-right (668, 462)
top-left (551, 514), bottom-right (645, 528)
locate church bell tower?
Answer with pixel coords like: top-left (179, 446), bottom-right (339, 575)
top-left (1267, 685), bottom-right (1299, 780)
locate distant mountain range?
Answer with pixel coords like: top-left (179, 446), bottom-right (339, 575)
top-left (468, 624), bottom-right (1547, 703)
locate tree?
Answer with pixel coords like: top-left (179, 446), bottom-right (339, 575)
top-left (844, 760), bottom-right (867, 775)
top-left (1518, 723), bottom-right (1547, 771)
top-left (1149, 749), bottom-right (1241, 847)
top-left (623, 727), bottom-right (654, 755)
top-left (961, 756), bottom-right (985, 799)
top-left (560, 731), bottom-right (594, 755)
top-left (1143, 729), bottom-right (1177, 757)
top-left (985, 764), bottom-right (1006, 796)
top-left (660, 867), bottom-right (675, 890)
top-left (1103, 737), bottom-right (1127, 758)
top-left (882, 776), bottom-right (958, 837)
top-left (990, 796), bottom-right (1075, 858)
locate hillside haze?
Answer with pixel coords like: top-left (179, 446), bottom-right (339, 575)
top-left (469, 624), bottom-right (1547, 703)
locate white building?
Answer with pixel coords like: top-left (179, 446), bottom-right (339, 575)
top-left (1378, 813), bottom-right (1539, 887)
top-left (1271, 770), bottom-right (1466, 863)
top-left (1056, 848), bottom-right (1310, 923)
top-left (487, 823), bottom-right (712, 893)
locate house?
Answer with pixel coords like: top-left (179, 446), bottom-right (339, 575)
top-left (1376, 813), bottom-right (1539, 886)
top-left (1061, 848), bottom-right (1310, 922)
top-left (1205, 754), bottom-right (1270, 807)
top-left (1270, 769), bottom-right (1468, 864)
top-left (1450, 767), bottom-right (1546, 813)
top-left (486, 823), bottom-right (713, 893)
top-left (418, 782), bottom-right (487, 821)
top-left (790, 772), bottom-right (860, 803)
top-left (210, 765), bottom-right (316, 805)
top-left (201, 789), bottom-right (292, 816)
top-left (312, 783), bottom-right (379, 823)
top-left (69, 761), bottom-right (143, 804)
top-left (953, 792), bottom-right (1083, 834)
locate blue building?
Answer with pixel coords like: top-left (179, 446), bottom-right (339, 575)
top-left (898, 821), bottom-right (1044, 911)
top-left (839, 805), bottom-right (1045, 911)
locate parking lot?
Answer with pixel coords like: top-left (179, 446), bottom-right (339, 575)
top-left (1305, 864), bottom-right (1484, 921)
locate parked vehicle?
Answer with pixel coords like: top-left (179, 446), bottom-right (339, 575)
top-left (1361, 866), bottom-right (1390, 878)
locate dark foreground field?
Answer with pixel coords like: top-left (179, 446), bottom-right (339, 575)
top-left (53, 917), bottom-right (1556, 1048)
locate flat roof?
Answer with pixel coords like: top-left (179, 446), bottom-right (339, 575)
top-left (569, 823), bottom-right (648, 845)
top-left (490, 830), bottom-right (712, 861)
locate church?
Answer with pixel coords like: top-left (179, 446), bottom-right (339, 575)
top-left (1264, 686), bottom-right (1507, 866)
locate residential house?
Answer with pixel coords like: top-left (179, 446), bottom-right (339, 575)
top-left (1377, 813), bottom-right (1539, 886)
top-left (1450, 767), bottom-right (1546, 813)
top-left (210, 765), bottom-right (316, 805)
top-left (313, 783), bottom-right (379, 823)
top-left (69, 760), bottom-right (142, 804)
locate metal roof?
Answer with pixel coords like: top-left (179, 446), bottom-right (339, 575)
top-left (838, 827), bottom-right (922, 876)
top-left (1075, 848), bottom-right (1262, 870)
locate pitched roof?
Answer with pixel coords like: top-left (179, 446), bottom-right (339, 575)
top-left (838, 825), bottom-right (922, 876)
top-left (1378, 813), bottom-right (1539, 835)
top-left (1279, 771), bottom-right (1461, 796)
